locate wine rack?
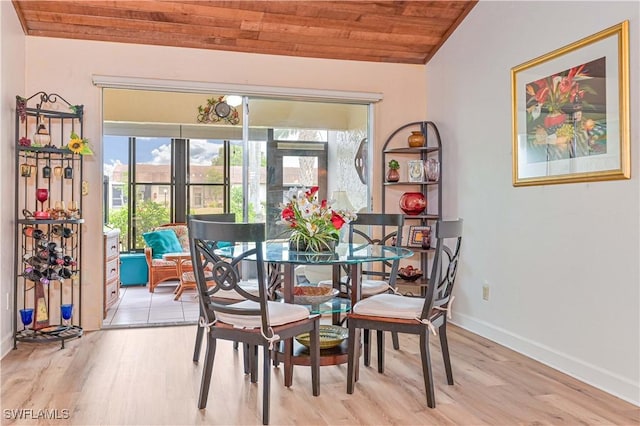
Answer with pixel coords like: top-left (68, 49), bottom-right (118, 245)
top-left (13, 92), bottom-right (84, 348)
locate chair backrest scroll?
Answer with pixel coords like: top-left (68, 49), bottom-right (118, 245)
top-left (420, 219), bottom-right (463, 320)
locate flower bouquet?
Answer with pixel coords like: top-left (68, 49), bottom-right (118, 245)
top-left (278, 186), bottom-right (357, 252)
top-left (526, 63), bottom-right (595, 145)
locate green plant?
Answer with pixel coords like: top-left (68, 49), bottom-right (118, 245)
top-left (108, 200), bottom-right (170, 250)
top-left (388, 159), bottom-right (400, 170)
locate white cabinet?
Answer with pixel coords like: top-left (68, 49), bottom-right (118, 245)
top-left (103, 229), bottom-right (121, 318)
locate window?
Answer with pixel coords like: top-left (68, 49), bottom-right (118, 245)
top-left (191, 187), bottom-right (203, 208)
top-left (103, 88), bottom-right (371, 252)
top-left (186, 139), bottom-right (228, 216)
top-left (104, 135), bottom-right (232, 252)
top-left (111, 184), bottom-right (125, 208)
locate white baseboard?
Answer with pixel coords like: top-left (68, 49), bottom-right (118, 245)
top-left (452, 312), bottom-right (640, 407)
top-left (1, 332), bottom-right (14, 360)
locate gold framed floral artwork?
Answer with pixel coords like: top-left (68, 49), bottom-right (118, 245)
top-left (511, 21), bottom-right (629, 186)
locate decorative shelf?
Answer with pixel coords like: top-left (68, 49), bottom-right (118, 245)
top-left (383, 146), bottom-right (440, 154)
top-left (382, 121), bottom-right (442, 299)
top-left (15, 325), bottom-right (83, 348)
top-left (384, 181), bottom-right (440, 186)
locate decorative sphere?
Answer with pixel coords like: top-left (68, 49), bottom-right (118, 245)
top-left (399, 192), bottom-right (426, 215)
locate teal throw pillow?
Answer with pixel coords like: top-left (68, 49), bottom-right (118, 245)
top-left (143, 229), bottom-right (184, 259)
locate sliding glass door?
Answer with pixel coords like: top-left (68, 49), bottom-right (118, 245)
top-left (103, 88), bottom-right (370, 252)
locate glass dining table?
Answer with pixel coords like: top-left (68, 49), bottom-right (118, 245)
top-left (218, 241), bottom-right (413, 387)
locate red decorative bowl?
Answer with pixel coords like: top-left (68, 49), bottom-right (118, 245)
top-left (399, 192), bottom-right (426, 215)
top-left (34, 211), bottom-right (51, 220)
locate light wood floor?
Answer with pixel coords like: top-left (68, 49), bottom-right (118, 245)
top-left (1, 324), bottom-right (638, 425)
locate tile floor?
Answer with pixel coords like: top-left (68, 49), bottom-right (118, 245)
top-left (103, 281), bottom-right (200, 328)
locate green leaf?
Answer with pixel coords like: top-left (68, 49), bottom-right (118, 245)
top-left (80, 144), bottom-right (94, 156)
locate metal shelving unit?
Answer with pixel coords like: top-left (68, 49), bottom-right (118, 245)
top-left (13, 92), bottom-right (84, 349)
top-left (381, 121), bottom-right (442, 294)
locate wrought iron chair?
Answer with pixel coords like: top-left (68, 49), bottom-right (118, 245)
top-left (188, 219), bottom-right (320, 425)
top-left (187, 213), bottom-right (235, 362)
top-left (344, 213), bottom-right (405, 368)
top-left (346, 219), bottom-right (463, 408)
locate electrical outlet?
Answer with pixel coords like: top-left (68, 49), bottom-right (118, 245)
top-left (482, 284), bottom-right (490, 301)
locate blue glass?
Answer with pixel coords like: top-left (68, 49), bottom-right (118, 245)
top-left (19, 308), bottom-right (34, 329)
top-left (60, 304), bottom-right (73, 325)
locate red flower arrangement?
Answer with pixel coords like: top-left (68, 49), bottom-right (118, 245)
top-left (279, 186), bottom-right (356, 252)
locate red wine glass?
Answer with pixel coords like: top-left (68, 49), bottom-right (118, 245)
top-left (36, 188), bottom-right (49, 212)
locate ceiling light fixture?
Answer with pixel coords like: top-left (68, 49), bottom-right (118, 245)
top-left (226, 95), bottom-right (242, 107)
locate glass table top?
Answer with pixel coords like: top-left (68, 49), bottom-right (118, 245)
top-left (216, 241), bottom-right (413, 265)
top-left (274, 296), bottom-right (351, 315)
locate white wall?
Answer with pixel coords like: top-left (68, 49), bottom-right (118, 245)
top-left (19, 37), bottom-right (426, 335)
top-left (427, 1), bottom-right (639, 405)
top-left (0, 2), bottom-right (25, 358)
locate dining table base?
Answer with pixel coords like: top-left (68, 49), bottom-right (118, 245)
top-left (275, 338), bottom-right (360, 387)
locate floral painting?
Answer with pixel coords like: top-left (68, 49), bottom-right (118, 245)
top-left (525, 57), bottom-right (606, 163)
top-left (511, 21), bottom-right (629, 186)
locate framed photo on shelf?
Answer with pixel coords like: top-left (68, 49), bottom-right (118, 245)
top-left (407, 225), bottom-right (431, 248)
top-left (407, 160), bottom-right (424, 182)
top-left (511, 21), bottom-right (629, 186)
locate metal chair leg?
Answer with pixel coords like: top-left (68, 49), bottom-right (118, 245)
top-left (439, 323), bottom-right (454, 385)
top-left (310, 321), bottom-right (320, 396)
top-left (419, 331), bottom-right (436, 408)
top-left (392, 331), bottom-right (400, 350)
top-left (347, 323), bottom-right (359, 394)
top-left (193, 323), bottom-right (204, 362)
top-left (363, 328), bottom-right (370, 366)
top-left (248, 344), bottom-right (258, 382)
top-left (262, 345), bottom-right (270, 425)
top-left (376, 330), bottom-right (385, 373)
top-left (198, 335), bottom-right (216, 409)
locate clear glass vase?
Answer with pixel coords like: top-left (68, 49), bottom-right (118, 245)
top-left (425, 158), bottom-right (440, 182)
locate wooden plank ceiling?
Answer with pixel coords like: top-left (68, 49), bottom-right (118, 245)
top-left (12, 0), bottom-right (477, 64)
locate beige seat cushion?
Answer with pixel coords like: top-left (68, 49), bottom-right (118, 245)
top-left (182, 271), bottom-right (212, 282)
top-left (216, 300), bottom-right (311, 328)
top-left (151, 259), bottom-right (179, 267)
top-left (353, 293), bottom-right (424, 320)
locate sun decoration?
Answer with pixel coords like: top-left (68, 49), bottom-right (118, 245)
top-left (197, 96), bottom-right (240, 125)
top-left (66, 131), bottom-right (93, 155)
